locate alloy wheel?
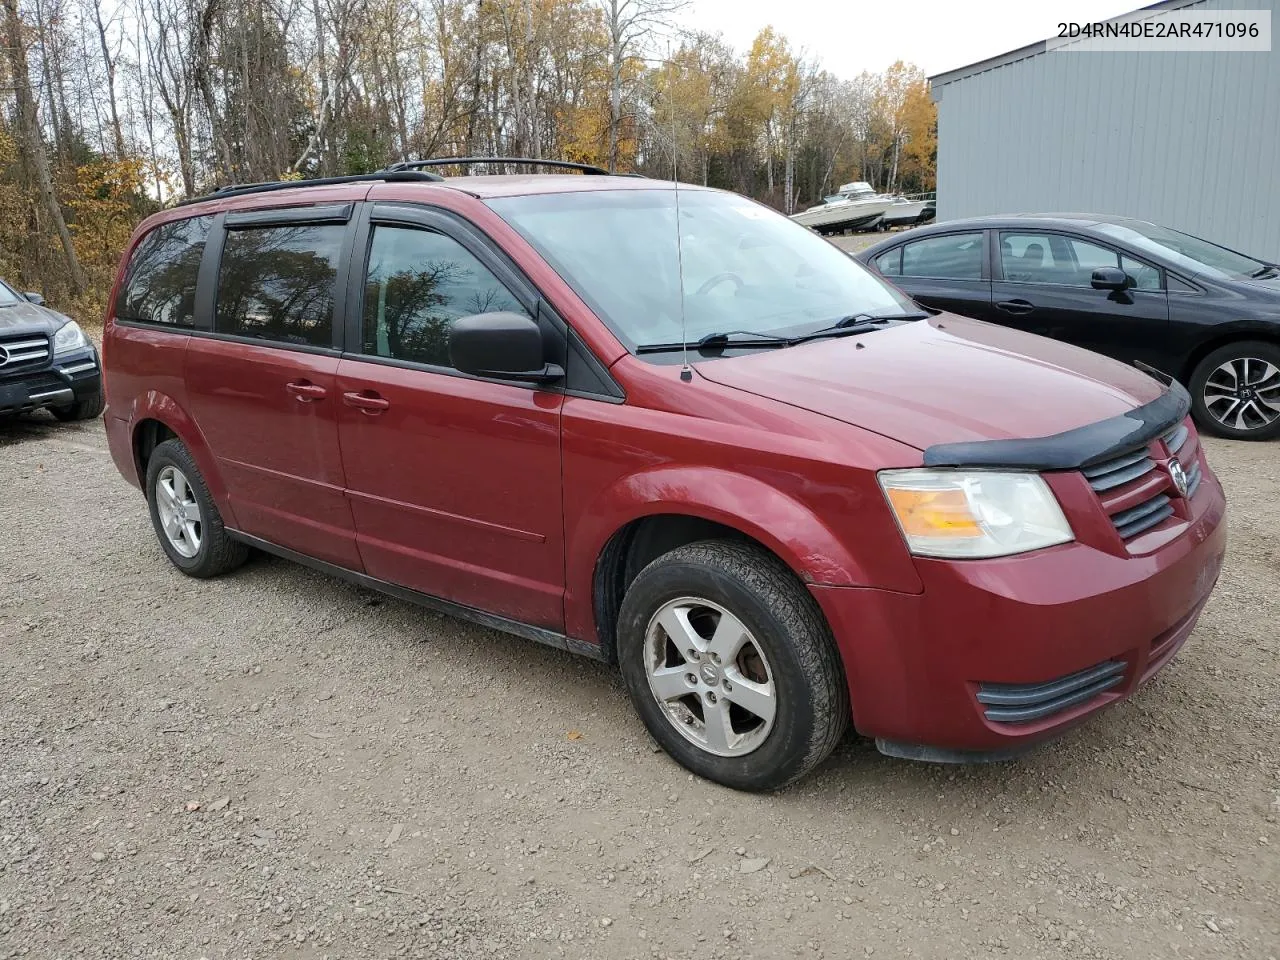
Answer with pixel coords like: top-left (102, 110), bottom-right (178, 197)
top-left (643, 596), bottom-right (777, 757)
top-left (1202, 357), bottom-right (1280, 432)
top-left (155, 465), bottom-right (203, 559)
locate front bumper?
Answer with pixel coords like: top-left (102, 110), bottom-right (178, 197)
top-left (0, 346), bottom-right (100, 415)
top-left (811, 464), bottom-right (1227, 756)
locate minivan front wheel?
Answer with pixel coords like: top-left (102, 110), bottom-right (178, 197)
top-left (145, 439), bottom-right (248, 578)
top-left (617, 540), bottom-right (849, 791)
top-left (1190, 340), bottom-right (1280, 440)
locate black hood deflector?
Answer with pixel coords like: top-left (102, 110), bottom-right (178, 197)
top-left (923, 373), bottom-right (1190, 471)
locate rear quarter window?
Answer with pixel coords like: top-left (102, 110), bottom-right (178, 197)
top-left (901, 233), bottom-right (984, 280)
top-left (116, 216), bottom-right (213, 326)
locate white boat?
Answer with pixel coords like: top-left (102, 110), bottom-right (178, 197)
top-left (880, 197), bottom-right (931, 228)
top-left (790, 181), bottom-right (892, 234)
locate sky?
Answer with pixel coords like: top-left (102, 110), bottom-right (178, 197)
top-left (677, 0), bottom-right (1146, 77)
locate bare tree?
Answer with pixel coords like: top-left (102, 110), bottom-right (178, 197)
top-left (598, 0), bottom-right (685, 172)
top-left (2, 0), bottom-right (87, 293)
top-left (89, 0), bottom-right (129, 158)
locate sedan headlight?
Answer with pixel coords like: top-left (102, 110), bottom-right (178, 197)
top-left (878, 469), bottom-right (1073, 559)
top-left (52, 320), bottom-right (89, 356)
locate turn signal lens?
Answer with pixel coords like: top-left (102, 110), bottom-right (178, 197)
top-left (878, 469), bottom-right (1073, 559)
top-left (883, 488), bottom-right (983, 539)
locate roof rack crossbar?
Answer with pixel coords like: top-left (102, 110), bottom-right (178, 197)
top-left (177, 170), bottom-right (446, 206)
top-left (382, 157), bottom-right (612, 176)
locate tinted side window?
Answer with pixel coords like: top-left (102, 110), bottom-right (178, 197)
top-left (116, 216), bottom-right (213, 326)
top-left (901, 233), bottom-right (983, 280)
top-left (874, 248), bottom-right (902, 276)
top-left (361, 225), bottom-right (528, 368)
top-left (216, 224), bottom-right (343, 347)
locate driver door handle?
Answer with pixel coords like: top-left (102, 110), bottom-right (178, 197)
top-left (996, 299), bottom-right (1035, 315)
top-left (343, 390), bottom-right (391, 413)
top-left (285, 380), bottom-right (327, 402)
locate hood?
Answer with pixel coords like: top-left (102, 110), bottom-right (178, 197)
top-left (695, 314), bottom-right (1166, 453)
top-left (1236, 272), bottom-right (1280, 298)
top-left (0, 300), bottom-right (64, 335)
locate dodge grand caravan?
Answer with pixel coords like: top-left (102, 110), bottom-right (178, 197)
top-left (102, 159), bottom-right (1226, 791)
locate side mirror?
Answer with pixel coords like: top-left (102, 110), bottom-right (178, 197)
top-left (24, 291), bottom-right (45, 306)
top-left (449, 311), bottom-right (564, 383)
top-left (1091, 267), bottom-right (1130, 291)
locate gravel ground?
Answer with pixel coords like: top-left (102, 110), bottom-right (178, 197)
top-left (1, 413), bottom-right (1277, 960)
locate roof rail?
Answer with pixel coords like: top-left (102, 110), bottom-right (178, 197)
top-left (176, 170), bottom-right (446, 206)
top-left (382, 157), bottom-right (614, 176)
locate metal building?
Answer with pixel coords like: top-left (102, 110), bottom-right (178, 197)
top-left (929, 0), bottom-right (1279, 259)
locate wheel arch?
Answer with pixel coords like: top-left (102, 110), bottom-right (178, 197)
top-left (127, 391), bottom-right (235, 521)
top-left (1180, 324), bottom-right (1280, 385)
top-left (569, 466), bottom-right (911, 662)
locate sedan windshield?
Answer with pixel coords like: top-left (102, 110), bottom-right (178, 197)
top-left (487, 188), bottom-right (916, 350)
top-left (1095, 221), bottom-right (1269, 281)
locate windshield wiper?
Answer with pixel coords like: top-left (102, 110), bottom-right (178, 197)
top-left (1249, 264), bottom-right (1278, 279)
top-left (635, 314), bottom-right (928, 354)
top-left (793, 312), bottom-right (929, 343)
top-left (635, 330), bottom-right (792, 354)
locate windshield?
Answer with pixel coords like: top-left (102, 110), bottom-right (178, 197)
top-left (0, 280), bottom-right (25, 306)
top-left (1095, 221), bottom-right (1269, 280)
top-left (487, 188), bottom-right (916, 350)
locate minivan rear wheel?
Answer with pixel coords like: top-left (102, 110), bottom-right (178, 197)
top-left (145, 438), bottom-right (249, 578)
top-left (1190, 340), bottom-right (1280, 440)
top-left (617, 540), bottom-right (849, 791)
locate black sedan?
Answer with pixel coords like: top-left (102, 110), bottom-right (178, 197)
top-left (856, 215), bottom-right (1280, 440)
top-left (0, 279), bottom-right (103, 422)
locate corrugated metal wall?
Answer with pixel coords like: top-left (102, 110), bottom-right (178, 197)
top-left (933, 0), bottom-right (1280, 259)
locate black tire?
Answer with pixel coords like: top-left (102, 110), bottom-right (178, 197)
top-left (617, 540), bottom-right (849, 791)
top-left (52, 389), bottom-right (105, 422)
top-left (145, 438), bottom-right (249, 578)
top-left (1189, 340), bottom-right (1280, 441)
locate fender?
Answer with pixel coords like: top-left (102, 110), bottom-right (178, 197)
top-left (563, 465), bottom-right (924, 645)
top-left (127, 389), bottom-right (239, 529)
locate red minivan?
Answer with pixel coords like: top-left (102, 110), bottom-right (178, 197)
top-left (102, 160), bottom-right (1227, 790)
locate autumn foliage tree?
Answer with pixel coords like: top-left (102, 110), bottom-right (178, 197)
top-left (0, 1), bottom-right (936, 327)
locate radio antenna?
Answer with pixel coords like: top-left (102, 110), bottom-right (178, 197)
top-left (667, 46), bottom-right (692, 383)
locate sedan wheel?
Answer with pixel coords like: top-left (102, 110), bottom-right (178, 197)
top-left (1202, 357), bottom-right (1280, 432)
top-left (644, 596), bottom-right (777, 757)
top-left (1190, 341), bottom-right (1280, 440)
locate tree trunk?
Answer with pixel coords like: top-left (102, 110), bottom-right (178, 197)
top-left (312, 0), bottom-right (331, 173)
top-left (93, 0), bottom-right (129, 160)
top-left (608, 54), bottom-right (621, 172)
top-left (784, 141), bottom-right (794, 215)
top-left (2, 0), bottom-right (86, 294)
top-left (32, 0), bottom-right (69, 158)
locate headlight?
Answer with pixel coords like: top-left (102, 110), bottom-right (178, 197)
top-left (52, 321), bottom-right (89, 356)
top-left (878, 469), bottom-right (1073, 559)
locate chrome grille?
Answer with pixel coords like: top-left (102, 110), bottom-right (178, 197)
top-left (0, 333), bottom-right (51, 371)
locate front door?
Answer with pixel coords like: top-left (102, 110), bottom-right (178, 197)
top-left (184, 215), bottom-right (361, 569)
top-left (335, 207), bottom-right (566, 630)
top-left (990, 231), bottom-right (1170, 364)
